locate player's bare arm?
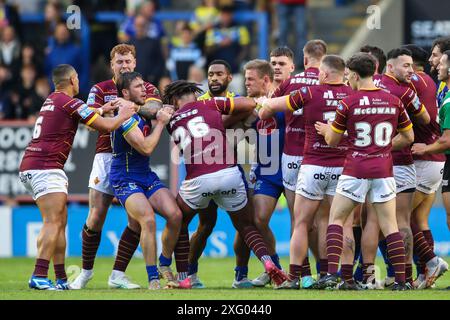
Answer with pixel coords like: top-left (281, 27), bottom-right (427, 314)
top-left (138, 99), bottom-right (164, 121)
top-left (412, 129), bottom-right (450, 155)
top-left (392, 127), bottom-right (414, 151)
top-left (88, 104), bottom-right (135, 132)
top-left (413, 104), bottom-right (431, 125)
top-left (124, 108), bottom-right (172, 156)
top-left (315, 121), bottom-right (343, 147)
top-left (256, 96), bottom-right (290, 120)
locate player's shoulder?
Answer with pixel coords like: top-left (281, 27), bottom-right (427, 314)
top-left (92, 79), bottom-right (115, 92)
top-left (143, 81), bottom-right (159, 92)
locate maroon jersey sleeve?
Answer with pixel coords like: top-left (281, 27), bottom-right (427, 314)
top-left (203, 97), bottom-right (235, 115)
top-left (286, 87), bottom-right (312, 112)
top-left (396, 101), bottom-right (413, 132)
top-left (331, 100), bottom-right (349, 133)
top-left (86, 84), bottom-right (105, 109)
top-left (400, 87), bottom-right (425, 116)
top-left (271, 78), bottom-right (289, 98)
top-left (67, 98), bottom-right (99, 125)
top-left (144, 82), bottom-right (162, 103)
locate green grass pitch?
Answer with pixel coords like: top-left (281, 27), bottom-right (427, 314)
top-left (1, 257), bottom-right (449, 300)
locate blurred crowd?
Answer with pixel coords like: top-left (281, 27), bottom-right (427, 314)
top-left (0, 0), bottom-right (308, 121)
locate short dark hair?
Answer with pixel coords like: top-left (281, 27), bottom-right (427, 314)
top-left (321, 55), bottom-right (346, 73)
top-left (387, 47), bottom-right (412, 61)
top-left (346, 52), bottom-right (377, 78)
top-left (360, 45), bottom-right (386, 74)
top-left (270, 46), bottom-right (294, 61)
top-left (162, 80), bottom-right (204, 105)
top-left (402, 44), bottom-right (428, 68)
top-left (208, 59), bottom-right (232, 74)
top-left (303, 39), bottom-right (327, 60)
top-left (431, 37), bottom-right (450, 54)
top-left (116, 71), bottom-right (142, 98)
top-left (52, 64), bottom-right (76, 87)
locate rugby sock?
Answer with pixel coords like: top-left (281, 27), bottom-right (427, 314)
top-left (174, 228), bottom-right (189, 274)
top-left (81, 224), bottom-right (101, 271)
top-left (378, 239), bottom-right (395, 278)
top-left (422, 230), bottom-right (434, 252)
top-left (54, 264), bottom-right (67, 281)
top-left (362, 263), bottom-right (375, 284)
top-left (353, 254), bottom-right (364, 282)
top-left (326, 224), bottom-right (343, 275)
top-left (411, 223), bottom-right (436, 264)
top-left (33, 258), bottom-right (49, 278)
top-left (386, 232), bottom-right (406, 284)
top-left (301, 257), bottom-right (312, 277)
top-left (146, 265), bottom-right (159, 282)
top-left (405, 263), bottom-right (413, 284)
top-left (353, 226), bottom-right (362, 262)
top-left (188, 263), bottom-right (198, 276)
top-left (319, 259), bottom-right (328, 278)
top-left (241, 226), bottom-right (270, 261)
top-left (271, 254), bottom-right (282, 270)
top-left (413, 254), bottom-right (425, 276)
top-left (234, 266), bottom-right (248, 281)
top-left (341, 264), bottom-right (354, 284)
top-left (288, 264), bottom-right (302, 282)
top-left (113, 226), bottom-right (140, 272)
top-left (159, 254), bottom-right (172, 267)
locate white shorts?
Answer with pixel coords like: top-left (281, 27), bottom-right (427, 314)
top-left (88, 153), bottom-right (114, 195)
top-left (282, 153), bottom-right (303, 191)
top-left (296, 165), bottom-right (343, 200)
top-left (19, 169), bottom-right (68, 200)
top-left (414, 160), bottom-right (445, 194)
top-left (393, 164), bottom-right (416, 193)
top-left (179, 166), bottom-right (248, 212)
top-left (336, 174), bottom-right (396, 203)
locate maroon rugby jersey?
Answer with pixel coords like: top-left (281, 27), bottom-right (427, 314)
top-left (331, 88), bottom-right (412, 179)
top-left (20, 92), bottom-right (98, 171)
top-left (168, 97), bottom-right (235, 179)
top-left (272, 67), bottom-right (320, 157)
top-left (377, 74), bottom-right (425, 166)
top-left (286, 83), bottom-right (354, 167)
top-left (409, 71), bottom-right (445, 162)
top-left (87, 79), bottom-right (161, 154)
top-left (373, 74), bottom-right (382, 87)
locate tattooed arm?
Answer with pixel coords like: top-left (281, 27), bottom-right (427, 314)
top-left (138, 99), bottom-right (164, 121)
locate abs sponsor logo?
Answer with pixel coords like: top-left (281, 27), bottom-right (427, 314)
top-left (19, 172), bottom-right (32, 183)
top-left (359, 96), bottom-right (370, 106)
top-left (313, 172), bottom-right (341, 181)
top-left (201, 188), bottom-right (237, 197)
top-left (286, 161), bottom-right (300, 170)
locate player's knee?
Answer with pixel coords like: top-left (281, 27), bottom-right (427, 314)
top-left (168, 207), bottom-right (183, 226)
top-left (141, 216), bottom-right (156, 232)
top-left (254, 214), bottom-right (270, 229)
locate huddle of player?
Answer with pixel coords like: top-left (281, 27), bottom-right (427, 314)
top-left (21, 36), bottom-right (450, 291)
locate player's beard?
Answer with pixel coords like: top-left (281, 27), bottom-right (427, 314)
top-left (209, 82), bottom-right (229, 96)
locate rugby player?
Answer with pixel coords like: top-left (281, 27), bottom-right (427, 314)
top-left (264, 39), bottom-right (328, 282)
top-left (411, 50), bottom-right (450, 286)
top-left (20, 64), bottom-right (135, 290)
top-left (315, 52), bottom-right (414, 291)
top-left (376, 47), bottom-right (430, 286)
top-left (258, 55), bottom-right (355, 289)
top-left (179, 60), bottom-right (241, 289)
top-left (70, 44), bottom-right (164, 290)
top-left (109, 71), bottom-right (182, 290)
top-left (403, 44), bottom-right (447, 288)
top-left (164, 80), bottom-right (287, 289)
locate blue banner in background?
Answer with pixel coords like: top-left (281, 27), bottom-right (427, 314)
top-left (4, 205), bottom-right (450, 257)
